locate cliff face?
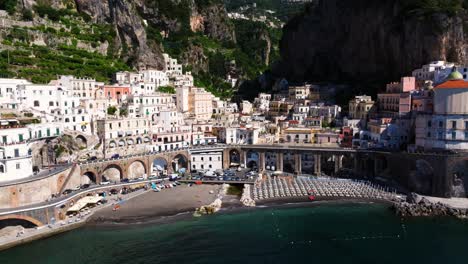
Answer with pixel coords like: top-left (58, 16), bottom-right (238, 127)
top-left (276, 0), bottom-right (468, 84)
top-left (18, 0), bottom-right (234, 70)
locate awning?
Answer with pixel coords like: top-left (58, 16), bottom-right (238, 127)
top-left (81, 122), bottom-right (88, 126)
top-left (119, 141), bottom-right (125, 146)
top-left (126, 131), bottom-right (133, 136)
top-left (109, 142), bottom-right (116, 147)
top-left (67, 196), bottom-right (102, 212)
top-left (144, 138), bottom-right (150, 142)
top-left (127, 139), bottom-right (134, 145)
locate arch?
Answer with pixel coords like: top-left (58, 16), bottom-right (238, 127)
top-left (136, 137), bottom-right (143, 144)
top-left (118, 139), bottom-right (126, 147)
top-left (82, 171), bottom-right (97, 184)
top-left (282, 152), bottom-right (295, 174)
top-left (247, 160), bottom-right (258, 169)
top-left (102, 164), bottom-right (123, 182)
top-left (246, 150), bottom-right (259, 168)
top-left (75, 135), bottom-right (87, 148)
top-left (229, 149), bottom-right (240, 167)
top-left (265, 152), bottom-right (278, 170)
top-left (172, 154), bottom-right (188, 173)
top-left (153, 157), bottom-right (168, 172)
top-left (127, 160), bottom-right (147, 179)
top-left (143, 136), bottom-right (151, 143)
top-left (127, 138), bottom-right (134, 146)
top-left (0, 215), bottom-right (43, 228)
top-left (109, 140), bottom-right (117, 148)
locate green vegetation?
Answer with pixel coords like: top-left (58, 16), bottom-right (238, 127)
top-left (54, 145), bottom-right (66, 157)
top-left (401, 0), bottom-right (468, 16)
top-left (0, 0), bottom-right (17, 15)
top-left (107, 106), bottom-right (117, 115)
top-left (226, 185), bottom-right (243, 196)
top-left (158, 85), bottom-right (176, 94)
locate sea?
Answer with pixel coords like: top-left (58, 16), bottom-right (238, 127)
top-left (2, 202), bottom-right (468, 264)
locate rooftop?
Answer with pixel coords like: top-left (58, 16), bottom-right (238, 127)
top-left (435, 80), bottom-right (468, 89)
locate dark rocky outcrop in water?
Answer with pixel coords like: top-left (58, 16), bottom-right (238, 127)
top-left (276, 0), bottom-right (468, 85)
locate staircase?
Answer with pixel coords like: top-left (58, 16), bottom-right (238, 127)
top-left (59, 163), bottom-right (78, 195)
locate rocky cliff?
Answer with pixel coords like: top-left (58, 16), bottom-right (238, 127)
top-left (16, 0), bottom-right (235, 70)
top-left (276, 0), bottom-right (468, 85)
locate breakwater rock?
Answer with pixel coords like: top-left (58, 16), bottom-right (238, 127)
top-left (393, 194), bottom-right (468, 219)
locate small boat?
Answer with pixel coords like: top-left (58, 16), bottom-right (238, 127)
top-left (308, 195), bottom-right (316, 201)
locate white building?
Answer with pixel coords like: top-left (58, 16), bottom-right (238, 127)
top-left (191, 151), bottom-right (223, 171)
top-left (241, 100), bottom-right (253, 115)
top-left (0, 120), bottom-right (33, 182)
top-left (58, 75), bottom-right (104, 99)
top-left (0, 78), bottom-right (31, 110)
top-left (415, 70), bottom-right (468, 150)
top-left (176, 86), bottom-right (214, 121)
top-left (163, 53), bottom-right (183, 77)
top-left (412, 61), bottom-right (468, 84)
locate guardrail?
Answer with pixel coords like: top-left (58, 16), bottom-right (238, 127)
top-left (0, 178), bottom-right (169, 216)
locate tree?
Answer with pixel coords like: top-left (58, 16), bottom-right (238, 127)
top-left (107, 106), bottom-right (117, 115)
top-left (158, 85), bottom-right (176, 94)
top-left (119, 107), bottom-right (128, 117)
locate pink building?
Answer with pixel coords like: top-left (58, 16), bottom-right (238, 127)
top-left (378, 77), bottom-right (417, 116)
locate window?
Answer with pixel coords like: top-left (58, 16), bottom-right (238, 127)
top-left (427, 132), bottom-right (431, 138)
top-left (2, 136), bottom-right (6, 143)
top-left (452, 121), bottom-right (457, 129)
top-left (427, 121), bottom-right (432, 128)
top-left (193, 157), bottom-right (196, 162)
top-left (34, 101), bottom-right (40, 107)
top-left (465, 131), bottom-right (468, 140)
top-left (0, 165), bottom-right (4, 173)
top-left (452, 131), bottom-right (456, 140)
top-left (439, 121), bottom-right (443, 128)
top-left (49, 101), bottom-right (54, 106)
top-left (16, 163), bottom-right (20, 169)
top-left (14, 149), bottom-right (19, 157)
top-left (465, 121), bottom-right (468, 130)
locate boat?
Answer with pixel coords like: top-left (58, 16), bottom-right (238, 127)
top-left (308, 195), bottom-right (316, 201)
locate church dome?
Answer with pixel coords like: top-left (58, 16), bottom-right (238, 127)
top-left (446, 67), bottom-right (464, 81)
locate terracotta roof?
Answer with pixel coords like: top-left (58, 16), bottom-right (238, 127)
top-left (435, 80), bottom-right (468, 89)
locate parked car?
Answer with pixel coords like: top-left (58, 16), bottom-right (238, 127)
top-left (121, 178), bottom-right (129, 183)
top-left (88, 156), bottom-right (97, 161)
top-left (62, 189), bottom-right (73, 195)
top-left (81, 184), bottom-right (90, 189)
top-left (111, 154), bottom-right (120, 159)
top-left (100, 181), bottom-right (110, 185)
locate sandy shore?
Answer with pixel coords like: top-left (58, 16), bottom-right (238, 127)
top-left (90, 184), bottom-right (221, 225)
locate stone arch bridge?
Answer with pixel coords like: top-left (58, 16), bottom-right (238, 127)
top-left (79, 150), bottom-right (190, 183)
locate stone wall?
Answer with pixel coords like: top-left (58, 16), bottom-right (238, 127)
top-left (0, 166), bottom-right (75, 209)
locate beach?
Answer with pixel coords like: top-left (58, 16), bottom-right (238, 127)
top-left (90, 184), bottom-right (222, 224)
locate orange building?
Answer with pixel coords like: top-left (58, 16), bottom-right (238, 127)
top-left (103, 85), bottom-right (131, 103)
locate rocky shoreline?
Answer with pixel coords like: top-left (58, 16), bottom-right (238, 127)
top-left (392, 193), bottom-right (468, 219)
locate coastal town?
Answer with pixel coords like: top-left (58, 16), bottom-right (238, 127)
top-left (1, 55), bottom-right (468, 249)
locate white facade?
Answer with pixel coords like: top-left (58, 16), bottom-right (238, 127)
top-left (0, 78), bottom-right (30, 110)
top-left (191, 152), bottom-right (223, 171)
top-left (0, 123), bottom-right (33, 182)
top-left (58, 75), bottom-right (103, 99)
top-left (412, 61), bottom-right (468, 84)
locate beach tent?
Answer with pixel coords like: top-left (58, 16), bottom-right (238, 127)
top-left (67, 196), bottom-right (102, 213)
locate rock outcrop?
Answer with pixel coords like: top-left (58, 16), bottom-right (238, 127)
top-left (276, 0), bottom-right (468, 84)
top-left (393, 193), bottom-right (468, 218)
top-left (18, 0), bottom-right (235, 70)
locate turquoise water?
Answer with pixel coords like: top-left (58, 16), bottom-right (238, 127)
top-left (2, 203), bottom-right (468, 264)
